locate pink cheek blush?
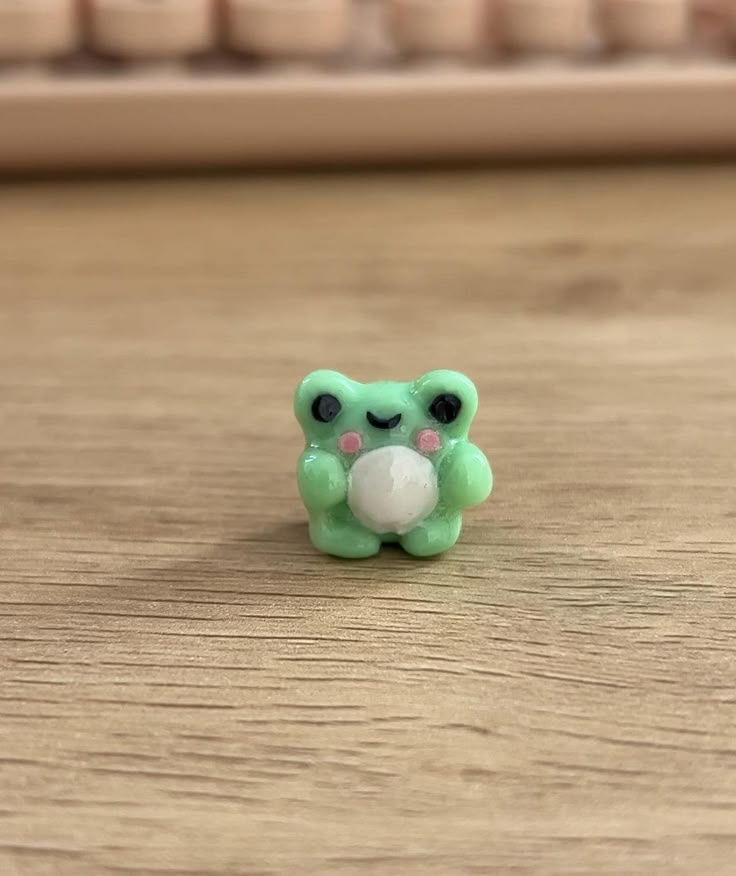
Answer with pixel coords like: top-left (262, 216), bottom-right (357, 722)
top-left (416, 428), bottom-right (442, 453)
top-left (338, 431), bottom-right (363, 454)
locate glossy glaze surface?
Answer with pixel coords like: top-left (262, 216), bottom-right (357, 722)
top-left (295, 370), bottom-right (493, 557)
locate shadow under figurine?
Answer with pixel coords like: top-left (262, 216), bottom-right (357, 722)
top-left (295, 370), bottom-right (492, 558)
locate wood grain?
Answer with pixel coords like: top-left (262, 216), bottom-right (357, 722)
top-left (0, 167), bottom-right (735, 876)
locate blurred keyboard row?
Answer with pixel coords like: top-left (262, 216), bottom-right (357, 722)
top-left (0, 0), bottom-right (733, 70)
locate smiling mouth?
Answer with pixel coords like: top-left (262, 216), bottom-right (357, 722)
top-left (366, 411), bottom-right (402, 430)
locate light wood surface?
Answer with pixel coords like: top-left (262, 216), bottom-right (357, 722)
top-left (1, 167), bottom-right (735, 876)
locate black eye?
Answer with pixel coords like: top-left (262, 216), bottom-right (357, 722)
top-left (429, 393), bottom-right (462, 425)
top-left (311, 393), bottom-right (341, 423)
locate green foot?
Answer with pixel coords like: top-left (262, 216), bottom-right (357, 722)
top-left (400, 514), bottom-right (462, 558)
top-left (309, 514), bottom-right (381, 559)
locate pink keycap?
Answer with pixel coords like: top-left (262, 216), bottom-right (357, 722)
top-left (599, 0), bottom-right (690, 52)
top-left (89, 0), bottom-right (215, 60)
top-left (0, 0), bottom-right (79, 62)
top-left (499, 0), bottom-right (592, 54)
top-left (387, 0), bottom-right (489, 59)
top-left (225, 0), bottom-right (351, 60)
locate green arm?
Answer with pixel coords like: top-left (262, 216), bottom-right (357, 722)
top-left (439, 442), bottom-right (493, 510)
top-left (297, 450), bottom-right (348, 511)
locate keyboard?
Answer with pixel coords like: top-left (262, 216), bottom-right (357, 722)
top-left (1, 0), bottom-right (735, 172)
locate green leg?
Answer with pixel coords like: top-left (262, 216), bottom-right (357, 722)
top-left (400, 513), bottom-right (463, 558)
top-left (309, 511), bottom-right (381, 559)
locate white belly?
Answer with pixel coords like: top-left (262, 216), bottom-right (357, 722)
top-left (347, 445), bottom-right (438, 535)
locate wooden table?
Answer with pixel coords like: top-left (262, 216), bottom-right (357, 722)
top-left (1, 167), bottom-right (735, 876)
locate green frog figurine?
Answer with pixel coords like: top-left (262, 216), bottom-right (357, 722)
top-left (294, 370), bottom-right (492, 558)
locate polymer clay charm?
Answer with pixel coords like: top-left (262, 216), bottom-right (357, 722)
top-left (294, 370), bottom-right (493, 558)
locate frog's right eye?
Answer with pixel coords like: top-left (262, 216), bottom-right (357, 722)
top-left (311, 394), bottom-right (342, 423)
top-left (429, 393), bottom-right (462, 425)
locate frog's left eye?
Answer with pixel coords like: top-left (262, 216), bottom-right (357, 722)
top-left (311, 393), bottom-right (342, 423)
top-left (429, 393), bottom-right (462, 425)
